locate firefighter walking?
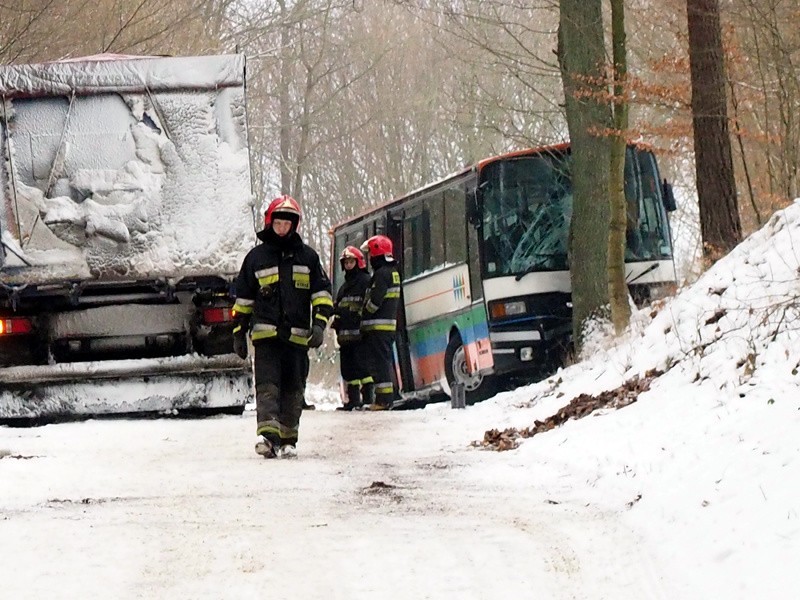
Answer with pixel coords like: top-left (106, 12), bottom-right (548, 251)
top-left (360, 234), bottom-right (401, 410)
top-left (232, 195), bottom-right (333, 458)
top-left (332, 245), bottom-right (373, 410)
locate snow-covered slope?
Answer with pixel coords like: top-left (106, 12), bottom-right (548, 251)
top-left (472, 199), bottom-right (800, 598)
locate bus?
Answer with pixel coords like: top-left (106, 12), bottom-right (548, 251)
top-left (330, 143), bottom-right (677, 406)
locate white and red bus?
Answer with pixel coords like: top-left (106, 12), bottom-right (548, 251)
top-left (331, 143), bottom-right (677, 406)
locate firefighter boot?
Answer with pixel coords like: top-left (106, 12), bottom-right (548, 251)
top-left (347, 384), bottom-right (363, 410)
top-left (370, 382), bottom-right (393, 410)
top-left (277, 444), bottom-right (297, 459)
top-left (255, 435), bottom-right (277, 458)
top-left (336, 384), bottom-right (360, 411)
top-left (360, 382), bottom-right (375, 410)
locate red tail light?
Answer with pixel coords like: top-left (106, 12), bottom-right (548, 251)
top-left (202, 307), bottom-right (233, 325)
top-left (0, 317), bottom-right (34, 335)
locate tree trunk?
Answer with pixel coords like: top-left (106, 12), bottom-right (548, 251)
top-left (608, 0), bottom-right (631, 334)
top-left (687, 0), bottom-right (741, 259)
top-left (558, 0), bottom-right (613, 351)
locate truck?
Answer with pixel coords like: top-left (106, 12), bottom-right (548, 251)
top-left (0, 54), bottom-right (256, 422)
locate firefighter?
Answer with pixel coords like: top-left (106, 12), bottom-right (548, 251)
top-left (331, 245), bottom-right (373, 411)
top-left (232, 195), bottom-right (333, 458)
top-left (360, 234), bottom-right (401, 410)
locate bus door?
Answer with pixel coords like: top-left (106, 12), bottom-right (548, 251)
top-left (465, 181), bottom-right (494, 374)
top-left (386, 210), bottom-right (414, 394)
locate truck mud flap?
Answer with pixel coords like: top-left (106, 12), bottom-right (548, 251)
top-left (0, 355), bottom-right (252, 421)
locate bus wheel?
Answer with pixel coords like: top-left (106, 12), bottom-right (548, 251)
top-left (444, 335), bottom-right (497, 405)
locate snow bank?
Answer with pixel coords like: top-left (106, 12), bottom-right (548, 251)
top-left (481, 199), bottom-right (800, 599)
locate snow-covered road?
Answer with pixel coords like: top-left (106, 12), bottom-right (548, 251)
top-left (0, 406), bottom-right (666, 600)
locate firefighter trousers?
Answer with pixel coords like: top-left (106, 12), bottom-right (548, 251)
top-left (339, 342), bottom-right (373, 406)
top-left (362, 331), bottom-right (396, 407)
top-left (253, 339), bottom-right (309, 446)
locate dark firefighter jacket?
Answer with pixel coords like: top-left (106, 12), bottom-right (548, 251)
top-left (333, 268), bottom-right (371, 345)
top-left (361, 255), bottom-right (401, 333)
top-left (233, 228), bottom-right (333, 348)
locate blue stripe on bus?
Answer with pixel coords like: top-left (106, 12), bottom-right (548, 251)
top-left (461, 318), bottom-right (489, 344)
top-left (408, 307), bottom-right (490, 359)
top-left (411, 335), bottom-right (448, 359)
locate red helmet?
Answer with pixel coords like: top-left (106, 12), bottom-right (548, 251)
top-left (340, 245), bottom-right (366, 269)
top-left (362, 234), bottom-right (393, 258)
top-left (264, 195), bottom-right (302, 230)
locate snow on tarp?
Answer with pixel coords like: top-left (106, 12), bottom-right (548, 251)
top-left (0, 54), bottom-right (245, 97)
top-left (0, 54), bottom-right (255, 285)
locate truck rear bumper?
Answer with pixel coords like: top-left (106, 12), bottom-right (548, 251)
top-left (0, 354), bottom-right (252, 420)
top-left (0, 354), bottom-right (247, 384)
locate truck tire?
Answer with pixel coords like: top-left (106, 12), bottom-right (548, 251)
top-left (444, 334), bottom-right (497, 405)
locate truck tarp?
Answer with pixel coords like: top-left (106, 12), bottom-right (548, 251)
top-left (0, 53), bottom-right (255, 287)
top-left (0, 54), bottom-right (245, 98)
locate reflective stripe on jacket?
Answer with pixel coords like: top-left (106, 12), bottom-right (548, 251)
top-left (334, 268), bottom-right (370, 345)
top-left (361, 257), bottom-right (401, 333)
top-left (233, 230), bottom-right (332, 348)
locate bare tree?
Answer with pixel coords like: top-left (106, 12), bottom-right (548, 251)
top-left (727, 0), bottom-right (800, 229)
top-left (0, 0), bottom-right (71, 64)
top-left (1, 0), bottom-right (219, 64)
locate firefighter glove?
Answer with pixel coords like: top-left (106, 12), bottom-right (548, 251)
top-left (308, 324), bottom-right (325, 349)
top-left (233, 329), bottom-right (248, 359)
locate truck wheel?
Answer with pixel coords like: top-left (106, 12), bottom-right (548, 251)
top-left (444, 335), bottom-right (497, 405)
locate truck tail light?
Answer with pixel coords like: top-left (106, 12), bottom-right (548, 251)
top-left (202, 307), bottom-right (233, 325)
top-left (0, 317), bottom-right (34, 335)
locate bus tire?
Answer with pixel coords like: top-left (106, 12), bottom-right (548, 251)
top-left (444, 335), bottom-right (497, 405)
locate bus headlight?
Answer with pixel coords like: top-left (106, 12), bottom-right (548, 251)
top-left (520, 347), bottom-right (534, 361)
top-left (490, 300), bottom-right (526, 319)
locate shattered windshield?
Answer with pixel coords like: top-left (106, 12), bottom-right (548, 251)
top-left (480, 153), bottom-right (572, 278)
top-left (479, 148), bottom-right (672, 279)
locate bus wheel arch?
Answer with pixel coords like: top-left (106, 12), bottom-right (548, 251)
top-left (444, 331), bottom-right (497, 405)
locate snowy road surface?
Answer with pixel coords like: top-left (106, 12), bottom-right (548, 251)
top-left (0, 406), bottom-right (666, 600)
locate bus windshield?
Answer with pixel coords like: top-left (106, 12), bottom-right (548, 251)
top-left (480, 152), bottom-right (571, 277)
top-left (479, 148), bottom-right (672, 278)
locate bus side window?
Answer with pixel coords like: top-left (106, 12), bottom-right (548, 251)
top-left (403, 209), bottom-right (429, 279)
top-left (625, 148), bottom-right (644, 258)
top-left (403, 216), bottom-right (416, 279)
top-left (631, 149), bottom-right (673, 259)
top-left (444, 188), bottom-right (467, 264)
top-left (425, 194), bottom-right (445, 270)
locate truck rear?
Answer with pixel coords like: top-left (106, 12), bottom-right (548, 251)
top-left (0, 54), bottom-right (255, 421)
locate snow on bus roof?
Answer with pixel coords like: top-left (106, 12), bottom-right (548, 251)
top-left (329, 142), bottom-right (571, 233)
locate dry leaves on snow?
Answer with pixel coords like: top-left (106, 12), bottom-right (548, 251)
top-left (475, 369), bottom-right (663, 451)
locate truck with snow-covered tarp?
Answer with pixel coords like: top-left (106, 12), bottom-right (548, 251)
top-left (0, 54), bottom-right (256, 421)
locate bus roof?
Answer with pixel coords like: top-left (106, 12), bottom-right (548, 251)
top-left (330, 141), bottom-right (570, 233)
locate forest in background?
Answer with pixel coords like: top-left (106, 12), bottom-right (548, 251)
top-left (2, 0), bottom-right (797, 280)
